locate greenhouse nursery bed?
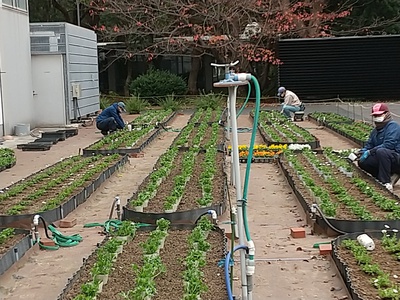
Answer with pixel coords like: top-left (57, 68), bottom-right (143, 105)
top-left (253, 111), bottom-right (321, 149)
top-left (57, 218), bottom-right (228, 300)
top-left (0, 154), bottom-right (128, 228)
top-left (333, 230), bottom-right (400, 300)
top-left (0, 227), bottom-right (32, 275)
top-left (307, 112), bottom-right (370, 147)
top-left (124, 108), bottom-right (227, 223)
top-left (82, 110), bottom-right (176, 157)
top-left (279, 148), bottom-right (400, 234)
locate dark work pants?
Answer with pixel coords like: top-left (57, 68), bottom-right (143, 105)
top-left (96, 117), bottom-right (117, 132)
top-left (358, 148), bottom-right (400, 184)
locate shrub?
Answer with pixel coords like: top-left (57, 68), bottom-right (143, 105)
top-left (100, 96), bottom-right (112, 110)
top-left (195, 92), bottom-right (224, 110)
top-left (125, 96), bottom-right (150, 114)
top-left (157, 94), bottom-right (182, 111)
top-left (130, 69), bottom-right (187, 102)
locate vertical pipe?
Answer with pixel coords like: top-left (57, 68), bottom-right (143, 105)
top-left (0, 68), bottom-right (5, 136)
top-left (229, 86), bottom-right (248, 300)
top-left (227, 96), bottom-right (234, 186)
top-left (76, 0), bottom-right (81, 26)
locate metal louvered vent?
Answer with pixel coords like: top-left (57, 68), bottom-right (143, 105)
top-left (277, 35), bottom-right (400, 101)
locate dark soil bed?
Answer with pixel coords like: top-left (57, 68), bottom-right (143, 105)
top-left (337, 238), bottom-right (400, 300)
top-left (281, 152), bottom-right (397, 220)
top-left (178, 152), bottom-right (225, 211)
top-left (0, 234), bottom-right (25, 256)
top-left (88, 129), bottom-right (158, 151)
top-left (0, 155), bottom-right (122, 215)
top-left (66, 229), bottom-right (227, 300)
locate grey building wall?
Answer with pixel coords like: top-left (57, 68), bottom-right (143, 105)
top-left (0, 3), bottom-right (34, 135)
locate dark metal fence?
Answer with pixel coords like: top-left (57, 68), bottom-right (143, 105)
top-left (278, 35), bottom-right (400, 101)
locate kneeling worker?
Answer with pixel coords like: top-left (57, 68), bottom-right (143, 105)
top-left (358, 103), bottom-right (400, 192)
top-left (277, 87), bottom-right (304, 119)
top-left (96, 101), bottom-right (126, 136)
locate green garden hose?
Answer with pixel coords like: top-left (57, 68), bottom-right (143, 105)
top-left (38, 225), bottom-right (83, 250)
top-left (236, 82), bottom-right (252, 118)
top-left (241, 75), bottom-right (261, 256)
top-left (84, 219), bottom-right (152, 233)
top-left (313, 241), bottom-right (332, 248)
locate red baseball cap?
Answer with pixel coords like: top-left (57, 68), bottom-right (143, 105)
top-left (371, 103), bottom-right (389, 116)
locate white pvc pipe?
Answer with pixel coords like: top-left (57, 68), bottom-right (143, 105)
top-left (228, 86), bottom-right (248, 300)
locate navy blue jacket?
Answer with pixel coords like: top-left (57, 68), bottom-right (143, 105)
top-left (96, 103), bottom-right (125, 129)
top-left (362, 120), bottom-right (400, 154)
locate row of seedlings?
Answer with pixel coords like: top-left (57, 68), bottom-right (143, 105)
top-left (308, 112), bottom-right (371, 146)
top-left (95, 217), bottom-right (227, 300)
top-left (127, 107), bottom-right (226, 213)
top-left (84, 109), bottom-right (174, 153)
top-left (334, 230), bottom-right (400, 300)
top-left (0, 148), bottom-right (16, 172)
top-left (257, 111), bottom-right (319, 147)
top-left (0, 154), bottom-right (125, 218)
top-left (280, 148), bottom-right (400, 223)
top-left (61, 221), bottom-right (138, 300)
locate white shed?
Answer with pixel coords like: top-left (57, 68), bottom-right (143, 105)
top-left (30, 22), bottom-right (100, 126)
top-left (0, 0), bottom-right (33, 136)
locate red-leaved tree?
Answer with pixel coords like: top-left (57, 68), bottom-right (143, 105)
top-left (86, 0), bottom-right (351, 94)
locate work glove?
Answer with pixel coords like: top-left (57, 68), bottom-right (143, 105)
top-left (359, 150), bottom-right (370, 163)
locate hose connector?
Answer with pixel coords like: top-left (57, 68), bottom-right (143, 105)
top-left (233, 73), bottom-right (252, 81)
top-left (311, 204), bottom-right (317, 213)
top-left (33, 214), bottom-right (40, 226)
top-left (115, 196), bottom-right (121, 206)
top-left (246, 240), bottom-right (256, 276)
top-left (207, 209), bottom-right (217, 220)
top-left (311, 203), bottom-right (317, 219)
top-left (247, 240), bottom-right (255, 258)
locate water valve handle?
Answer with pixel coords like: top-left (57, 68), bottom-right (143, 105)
top-left (211, 60), bottom-right (239, 78)
top-left (210, 60), bottom-right (239, 68)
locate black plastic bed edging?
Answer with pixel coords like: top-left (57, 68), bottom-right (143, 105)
top-left (0, 228), bottom-right (32, 276)
top-left (82, 112), bottom-right (177, 157)
top-left (56, 225), bottom-right (227, 300)
top-left (278, 155), bottom-right (400, 234)
top-left (239, 157), bottom-right (279, 164)
top-left (122, 171), bottom-right (228, 224)
top-left (0, 155), bottom-right (129, 229)
top-left (177, 143), bottom-right (226, 153)
top-left (331, 231), bottom-right (394, 300)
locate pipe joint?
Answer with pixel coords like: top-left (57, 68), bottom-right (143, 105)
top-left (207, 210), bottom-right (217, 220)
top-left (233, 73), bottom-right (252, 82)
top-left (246, 258), bottom-right (256, 276)
top-left (247, 240), bottom-right (255, 257)
top-left (33, 214), bottom-right (40, 226)
top-left (311, 203), bottom-right (317, 213)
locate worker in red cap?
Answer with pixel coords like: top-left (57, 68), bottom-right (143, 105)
top-left (357, 103), bottom-right (400, 192)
